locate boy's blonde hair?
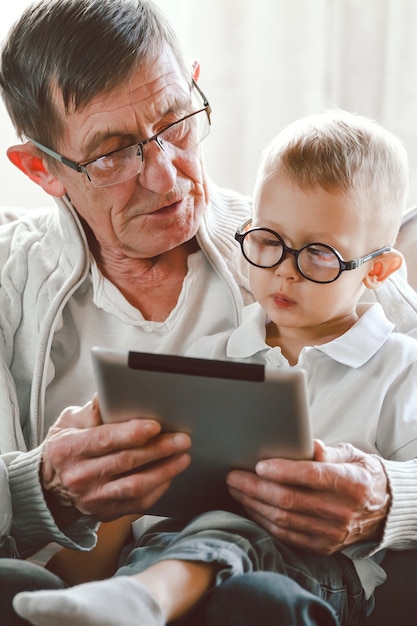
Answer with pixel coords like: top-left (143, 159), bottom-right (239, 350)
top-left (254, 109), bottom-right (409, 245)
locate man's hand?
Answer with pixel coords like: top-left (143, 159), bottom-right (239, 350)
top-left (41, 395), bottom-right (191, 522)
top-left (226, 439), bottom-right (390, 554)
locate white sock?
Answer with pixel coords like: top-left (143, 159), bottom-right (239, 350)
top-left (13, 575), bottom-right (165, 626)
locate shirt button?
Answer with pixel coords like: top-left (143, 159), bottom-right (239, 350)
top-left (143, 323), bottom-right (153, 333)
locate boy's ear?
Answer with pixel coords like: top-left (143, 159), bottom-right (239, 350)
top-left (363, 249), bottom-right (403, 290)
top-left (7, 142), bottom-right (66, 198)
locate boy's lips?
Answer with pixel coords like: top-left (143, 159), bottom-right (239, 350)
top-left (272, 292), bottom-right (296, 307)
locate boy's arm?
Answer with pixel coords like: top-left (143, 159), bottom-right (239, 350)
top-left (45, 514), bottom-right (139, 585)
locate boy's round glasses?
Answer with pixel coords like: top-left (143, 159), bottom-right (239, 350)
top-left (235, 222), bottom-right (391, 284)
top-left (27, 80), bottom-right (211, 188)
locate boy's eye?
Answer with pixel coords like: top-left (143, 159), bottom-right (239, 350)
top-left (262, 236), bottom-right (281, 247)
top-left (305, 245), bottom-right (339, 267)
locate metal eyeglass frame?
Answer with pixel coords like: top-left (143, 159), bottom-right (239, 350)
top-left (26, 79), bottom-right (211, 187)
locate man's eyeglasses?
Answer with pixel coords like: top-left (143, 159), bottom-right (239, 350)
top-left (27, 80), bottom-right (211, 188)
top-left (235, 222), bottom-right (391, 284)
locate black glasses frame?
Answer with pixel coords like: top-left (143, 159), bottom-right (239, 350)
top-left (235, 221), bottom-right (391, 284)
top-left (27, 79), bottom-right (211, 186)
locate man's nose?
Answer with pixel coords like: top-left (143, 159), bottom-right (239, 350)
top-left (137, 139), bottom-right (176, 193)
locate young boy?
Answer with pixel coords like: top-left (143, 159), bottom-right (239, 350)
top-left (13, 109), bottom-right (417, 626)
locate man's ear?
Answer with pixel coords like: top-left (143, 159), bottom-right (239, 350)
top-left (7, 142), bottom-right (66, 197)
top-left (363, 249), bottom-right (403, 290)
top-left (191, 59), bottom-right (200, 82)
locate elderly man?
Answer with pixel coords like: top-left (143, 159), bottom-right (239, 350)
top-left (1, 1), bottom-right (417, 625)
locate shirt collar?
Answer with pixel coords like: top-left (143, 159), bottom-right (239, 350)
top-left (226, 301), bottom-right (394, 368)
top-left (312, 303), bottom-right (394, 367)
top-left (226, 302), bottom-right (270, 359)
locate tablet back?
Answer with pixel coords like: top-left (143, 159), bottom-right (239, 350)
top-left (91, 347), bottom-right (313, 519)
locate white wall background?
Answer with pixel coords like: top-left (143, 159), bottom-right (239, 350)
top-left (1, 0), bottom-right (417, 209)
top-left (1, 3), bottom-right (55, 208)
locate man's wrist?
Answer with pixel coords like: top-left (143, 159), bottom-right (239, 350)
top-left (42, 486), bottom-right (83, 528)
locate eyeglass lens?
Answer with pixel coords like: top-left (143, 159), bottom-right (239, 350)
top-left (85, 108), bottom-right (210, 188)
top-left (241, 230), bottom-right (342, 282)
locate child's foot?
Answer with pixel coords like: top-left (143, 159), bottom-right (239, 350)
top-left (13, 575), bottom-right (165, 626)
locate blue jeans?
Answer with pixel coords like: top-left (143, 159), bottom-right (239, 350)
top-left (117, 511), bottom-right (366, 626)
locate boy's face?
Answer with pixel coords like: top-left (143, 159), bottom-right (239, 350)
top-left (250, 167), bottom-right (379, 342)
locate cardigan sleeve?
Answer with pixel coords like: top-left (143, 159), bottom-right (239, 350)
top-left (0, 459), bottom-right (14, 556)
top-left (0, 352), bottom-right (98, 558)
top-left (7, 446), bottom-right (98, 558)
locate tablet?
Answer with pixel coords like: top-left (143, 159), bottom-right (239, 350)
top-left (91, 346), bottom-right (313, 519)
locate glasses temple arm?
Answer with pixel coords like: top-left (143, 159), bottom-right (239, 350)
top-left (341, 246), bottom-right (392, 270)
top-left (27, 137), bottom-right (82, 173)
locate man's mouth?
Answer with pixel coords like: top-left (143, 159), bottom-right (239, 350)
top-left (146, 199), bottom-right (182, 216)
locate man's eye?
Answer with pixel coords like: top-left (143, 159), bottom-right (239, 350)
top-left (160, 119), bottom-right (190, 144)
top-left (92, 145), bottom-right (134, 171)
top-left (93, 155), bottom-right (117, 171)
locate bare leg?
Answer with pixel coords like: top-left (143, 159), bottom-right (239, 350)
top-left (138, 559), bottom-right (220, 621)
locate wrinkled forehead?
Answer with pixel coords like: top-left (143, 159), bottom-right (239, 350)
top-left (53, 43), bottom-right (190, 115)
top-left (50, 47), bottom-right (192, 153)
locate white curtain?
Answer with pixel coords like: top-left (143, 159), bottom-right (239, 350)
top-left (158, 0), bottom-right (417, 209)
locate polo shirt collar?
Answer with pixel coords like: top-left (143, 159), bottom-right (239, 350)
top-left (226, 301), bottom-right (394, 368)
top-left (313, 302), bottom-right (394, 367)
